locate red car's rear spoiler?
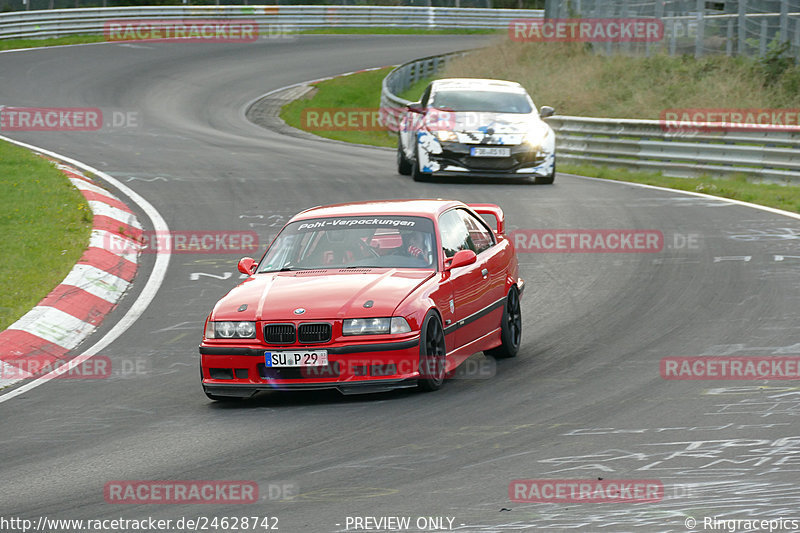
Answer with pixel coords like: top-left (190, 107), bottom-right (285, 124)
top-left (468, 203), bottom-right (505, 235)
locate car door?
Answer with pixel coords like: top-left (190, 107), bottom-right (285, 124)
top-left (458, 208), bottom-right (508, 309)
top-left (438, 209), bottom-right (493, 350)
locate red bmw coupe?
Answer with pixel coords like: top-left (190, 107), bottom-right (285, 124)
top-left (199, 199), bottom-right (523, 400)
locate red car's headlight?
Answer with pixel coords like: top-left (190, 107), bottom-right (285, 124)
top-left (205, 321), bottom-right (256, 339)
top-left (342, 317), bottom-right (411, 336)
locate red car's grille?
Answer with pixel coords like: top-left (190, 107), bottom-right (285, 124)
top-left (298, 323), bottom-right (332, 344)
top-left (264, 324), bottom-right (295, 344)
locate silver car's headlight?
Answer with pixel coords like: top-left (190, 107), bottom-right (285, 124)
top-left (205, 321), bottom-right (256, 339)
top-left (343, 317), bottom-right (411, 336)
top-left (433, 130), bottom-right (458, 143)
top-left (521, 134), bottom-right (542, 150)
top-left (523, 125), bottom-right (550, 150)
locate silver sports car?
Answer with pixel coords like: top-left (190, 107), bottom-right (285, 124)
top-left (397, 78), bottom-right (556, 184)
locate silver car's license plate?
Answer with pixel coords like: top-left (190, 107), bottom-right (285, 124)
top-left (471, 146), bottom-right (511, 157)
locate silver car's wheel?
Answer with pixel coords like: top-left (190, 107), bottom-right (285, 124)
top-left (412, 145), bottom-right (431, 182)
top-left (534, 157), bottom-right (556, 185)
top-left (397, 139), bottom-right (412, 175)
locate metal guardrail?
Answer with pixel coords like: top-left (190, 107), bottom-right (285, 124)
top-left (548, 116), bottom-right (800, 183)
top-left (380, 49), bottom-right (471, 132)
top-left (381, 53), bottom-right (800, 183)
top-left (0, 6), bottom-right (543, 40)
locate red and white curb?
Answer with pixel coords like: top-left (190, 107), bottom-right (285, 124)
top-left (0, 160), bottom-right (141, 387)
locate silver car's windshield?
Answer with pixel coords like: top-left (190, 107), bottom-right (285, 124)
top-left (257, 216), bottom-right (437, 272)
top-left (431, 90), bottom-right (533, 114)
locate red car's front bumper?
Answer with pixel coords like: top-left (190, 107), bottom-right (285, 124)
top-left (200, 336), bottom-right (422, 397)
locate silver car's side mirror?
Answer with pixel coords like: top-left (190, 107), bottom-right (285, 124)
top-left (539, 106), bottom-right (555, 119)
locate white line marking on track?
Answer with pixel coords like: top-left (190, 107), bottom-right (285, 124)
top-left (0, 135), bottom-right (171, 404)
top-left (567, 174), bottom-right (800, 221)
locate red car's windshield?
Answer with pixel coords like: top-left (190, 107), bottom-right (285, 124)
top-left (257, 216), bottom-right (437, 272)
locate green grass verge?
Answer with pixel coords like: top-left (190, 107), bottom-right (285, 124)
top-left (0, 35), bottom-right (106, 52)
top-left (280, 67), bottom-right (400, 147)
top-left (279, 62), bottom-right (800, 215)
top-left (297, 28), bottom-right (499, 35)
top-left (560, 163), bottom-right (800, 214)
top-left (0, 27), bottom-right (496, 53)
top-left (0, 141), bottom-right (93, 331)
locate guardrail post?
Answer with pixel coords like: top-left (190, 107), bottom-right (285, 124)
top-left (738, 0), bottom-right (747, 56)
top-left (780, 0), bottom-right (788, 43)
top-left (544, 0), bottom-right (556, 19)
top-left (795, 18), bottom-right (800, 63)
top-left (695, 0), bottom-right (705, 58)
top-left (669, 11), bottom-right (677, 56)
top-left (650, 0), bottom-right (665, 57)
top-left (726, 17), bottom-right (734, 56)
top-left (621, 0), bottom-right (631, 56)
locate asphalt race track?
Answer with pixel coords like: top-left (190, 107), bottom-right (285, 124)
top-left (2, 35), bottom-right (800, 532)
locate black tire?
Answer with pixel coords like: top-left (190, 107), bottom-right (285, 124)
top-left (411, 145), bottom-right (431, 182)
top-left (534, 158), bottom-right (556, 185)
top-left (485, 286), bottom-right (522, 359)
top-left (397, 138), bottom-right (412, 175)
top-left (418, 311), bottom-right (447, 391)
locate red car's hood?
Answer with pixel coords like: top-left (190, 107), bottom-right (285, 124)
top-left (212, 269), bottom-right (434, 321)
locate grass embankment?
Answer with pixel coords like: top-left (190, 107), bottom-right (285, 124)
top-left (299, 28), bottom-right (498, 36)
top-left (280, 41), bottom-right (800, 213)
top-left (281, 66), bottom-right (433, 147)
top-left (0, 141), bottom-right (93, 331)
top-left (0, 27), bottom-right (496, 53)
top-left (0, 35), bottom-right (106, 52)
top-left (441, 40), bottom-right (800, 119)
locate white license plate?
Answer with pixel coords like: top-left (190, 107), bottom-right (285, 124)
top-left (471, 146), bottom-right (511, 157)
top-left (265, 350), bottom-right (328, 367)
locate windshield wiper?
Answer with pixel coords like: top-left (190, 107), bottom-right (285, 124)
top-left (262, 263), bottom-right (308, 273)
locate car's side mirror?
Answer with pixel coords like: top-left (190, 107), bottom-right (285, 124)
top-left (446, 249), bottom-right (477, 271)
top-left (539, 105), bottom-right (555, 119)
top-left (237, 257), bottom-right (257, 275)
top-left (407, 102), bottom-right (425, 114)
